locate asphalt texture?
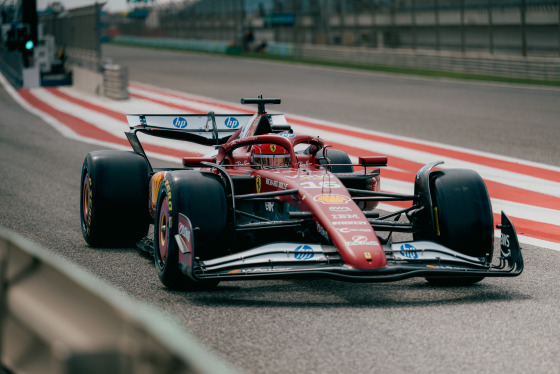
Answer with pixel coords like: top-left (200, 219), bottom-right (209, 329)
top-left (1, 44), bottom-right (560, 373)
top-left (106, 44), bottom-right (560, 166)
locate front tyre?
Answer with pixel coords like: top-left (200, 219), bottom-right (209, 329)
top-left (154, 171), bottom-right (227, 290)
top-left (154, 184), bottom-right (191, 289)
top-left (425, 169), bottom-right (494, 286)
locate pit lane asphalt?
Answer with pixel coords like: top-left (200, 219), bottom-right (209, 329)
top-left (1, 45), bottom-right (560, 373)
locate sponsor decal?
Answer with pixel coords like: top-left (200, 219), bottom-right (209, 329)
top-left (172, 117), bottom-right (188, 129)
top-left (239, 124), bottom-right (249, 138)
top-left (337, 228), bottom-right (372, 233)
top-left (501, 233), bottom-right (510, 248)
top-left (400, 243), bottom-right (419, 259)
top-left (256, 175), bottom-right (262, 193)
top-left (235, 160), bottom-right (251, 166)
top-left (225, 117), bottom-right (240, 129)
top-left (331, 214), bottom-right (360, 219)
top-left (329, 206), bottom-right (352, 212)
top-left (228, 267), bottom-right (293, 274)
top-left (178, 215), bottom-right (193, 254)
top-left (314, 194), bottom-right (350, 204)
top-left (344, 235), bottom-right (379, 246)
top-left (332, 221), bottom-right (368, 226)
top-left (345, 240), bottom-right (379, 246)
top-left (501, 233), bottom-right (511, 257)
top-left (285, 174), bottom-right (325, 180)
top-left (150, 172), bottom-right (166, 212)
top-left (316, 222), bottom-right (329, 241)
top-left (300, 181), bottom-right (341, 189)
top-left (298, 161), bottom-right (313, 168)
top-left (266, 178), bottom-right (288, 190)
top-left (279, 132), bottom-right (296, 138)
top-left (265, 201), bottom-right (275, 212)
top-left (294, 245), bottom-right (314, 260)
top-left (178, 222), bottom-right (191, 244)
top-left (352, 235), bottom-right (368, 242)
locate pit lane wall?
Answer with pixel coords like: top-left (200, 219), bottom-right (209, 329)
top-left (0, 226), bottom-right (241, 374)
top-left (112, 35), bottom-right (560, 82)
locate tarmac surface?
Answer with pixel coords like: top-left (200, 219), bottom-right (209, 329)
top-left (1, 45), bottom-right (560, 373)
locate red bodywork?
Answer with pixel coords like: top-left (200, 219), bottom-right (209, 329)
top-left (123, 98), bottom-right (523, 285)
top-left (149, 111), bottom-right (385, 269)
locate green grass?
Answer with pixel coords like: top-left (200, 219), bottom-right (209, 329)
top-left (109, 40), bottom-right (560, 87)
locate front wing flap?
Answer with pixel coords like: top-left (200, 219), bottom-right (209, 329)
top-left (176, 212), bottom-right (523, 283)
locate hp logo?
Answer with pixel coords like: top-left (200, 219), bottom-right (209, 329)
top-left (172, 117), bottom-right (188, 129)
top-left (225, 117), bottom-right (240, 129)
top-left (294, 245), bottom-right (314, 260)
top-left (400, 243), bottom-right (418, 259)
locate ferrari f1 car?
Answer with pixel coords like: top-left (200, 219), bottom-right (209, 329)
top-left (80, 97), bottom-right (523, 289)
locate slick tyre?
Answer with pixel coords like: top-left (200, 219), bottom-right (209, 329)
top-left (320, 149), bottom-right (379, 210)
top-left (154, 170), bottom-right (227, 290)
top-left (81, 151), bottom-right (150, 247)
top-left (319, 149), bottom-right (353, 173)
top-left (425, 169), bottom-right (494, 286)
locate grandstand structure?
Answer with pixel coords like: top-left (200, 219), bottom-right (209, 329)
top-left (118, 0), bottom-right (560, 57)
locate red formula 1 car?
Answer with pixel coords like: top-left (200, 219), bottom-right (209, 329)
top-left (80, 97), bottom-right (523, 289)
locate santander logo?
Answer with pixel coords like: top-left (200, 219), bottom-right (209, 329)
top-left (351, 236), bottom-right (368, 242)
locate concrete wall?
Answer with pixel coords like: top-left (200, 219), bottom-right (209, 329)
top-left (71, 65), bottom-right (104, 95)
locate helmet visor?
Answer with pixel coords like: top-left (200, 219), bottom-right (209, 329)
top-left (252, 154), bottom-right (290, 168)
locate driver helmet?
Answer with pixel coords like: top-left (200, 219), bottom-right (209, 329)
top-left (251, 143), bottom-right (291, 168)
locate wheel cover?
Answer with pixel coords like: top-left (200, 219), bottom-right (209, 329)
top-left (158, 196), bottom-right (170, 264)
top-left (82, 172), bottom-right (91, 232)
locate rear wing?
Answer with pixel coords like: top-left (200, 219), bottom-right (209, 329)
top-left (126, 112), bottom-right (255, 145)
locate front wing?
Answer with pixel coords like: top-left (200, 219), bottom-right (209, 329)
top-left (175, 212), bottom-right (523, 283)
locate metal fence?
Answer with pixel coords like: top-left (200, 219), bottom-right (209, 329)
top-left (117, 0), bottom-right (560, 57)
top-left (40, 3), bottom-right (103, 70)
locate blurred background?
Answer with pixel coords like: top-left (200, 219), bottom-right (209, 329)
top-left (114, 0), bottom-right (560, 56)
top-left (1, 0), bottom-right (559, 89)
top-left (2, 2), bottom-right (560, 374)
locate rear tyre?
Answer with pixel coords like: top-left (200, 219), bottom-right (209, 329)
top-left (154, 170), bottom-right (228, 290)
top-left (424, 169), bottom-right (494, 286)
top-left (318, 149), bottom-right (353, 173)
top-left (80, 151), bottom-right (150, 247)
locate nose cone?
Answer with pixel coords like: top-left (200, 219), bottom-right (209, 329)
top-left (336, 234), bottom-right (387, 269)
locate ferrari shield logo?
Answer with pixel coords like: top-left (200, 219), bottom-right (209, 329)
top-left (256, 176), bottom-right (262, 193)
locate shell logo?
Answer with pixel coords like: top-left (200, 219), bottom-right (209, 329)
top-left (313, 194), bottom-right (350, 204)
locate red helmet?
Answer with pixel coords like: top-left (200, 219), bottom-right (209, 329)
top-left (251, 143), bottom-right (291, 168)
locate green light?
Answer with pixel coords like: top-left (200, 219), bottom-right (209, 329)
top-left (25, 40), bottom-right (34, 50)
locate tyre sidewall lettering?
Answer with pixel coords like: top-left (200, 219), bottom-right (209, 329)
top-left (156, 176), bottom-right (178, 272)
top-left (87, 176), bottom-right (93, 232)
top-left (163, 178), bottom-right (173, 229)
top-left (81, 162), bottom-right (94, 239)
